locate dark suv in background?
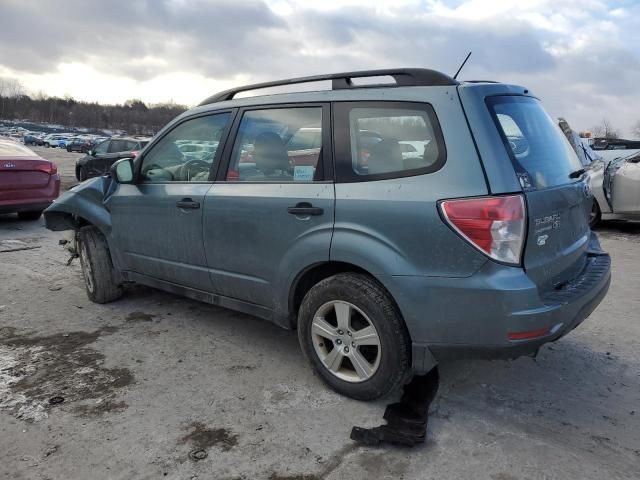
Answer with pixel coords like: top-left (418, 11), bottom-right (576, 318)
top-left (67, 137), bottom-right (96, 153)
top-left (75, 136), bottom-right (150, 180)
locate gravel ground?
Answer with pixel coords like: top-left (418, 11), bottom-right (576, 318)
top-left (1, 148), bottom-right (639, 479)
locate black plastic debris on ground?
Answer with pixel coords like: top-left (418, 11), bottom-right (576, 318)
top-left (351, 368), bottom-right (439, 447)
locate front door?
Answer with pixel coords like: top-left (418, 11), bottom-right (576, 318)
top-left (203, 105), bottom-right (334, 308)
top-left (108, 111), bottom-right (233, 291)
top-left (86, 139), bottom-right (110, 178)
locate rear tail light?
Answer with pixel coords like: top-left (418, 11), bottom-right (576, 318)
top-left (440, 194), bottom-right (526, 265)
top-left (33, 162), bottom-right (57, 175)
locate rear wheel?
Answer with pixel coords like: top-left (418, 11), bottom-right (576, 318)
top-left (77, 226), bottom-right (123, 304)
top-left (297, 273), bottom-right (411, 400)
top-left (17, 211), bottom-right (42, 221)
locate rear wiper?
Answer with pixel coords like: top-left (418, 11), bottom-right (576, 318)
top-left (569, 168), bottom-right (586, 179)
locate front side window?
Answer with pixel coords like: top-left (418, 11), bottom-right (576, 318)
top-left (140, 113), bottom-right (230, 182)
top-left (226, 107), bottom-right (324, 182)
top-left (334, 102), bottom-right (445, 181)
top-left (93, 140), bottom-right (109, 155)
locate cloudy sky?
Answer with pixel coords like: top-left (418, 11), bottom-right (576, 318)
top-left (1, 0), bottom-right (639, 135)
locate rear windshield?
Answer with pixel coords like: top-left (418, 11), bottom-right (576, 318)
top-left (488, 96), bottom-right (582, 190)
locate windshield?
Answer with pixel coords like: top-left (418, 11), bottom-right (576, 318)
top-left (488, 96), bottom-right (582, 190)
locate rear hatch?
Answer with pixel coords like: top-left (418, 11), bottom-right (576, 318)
top-left (487, 96), bottom-right (592, 291)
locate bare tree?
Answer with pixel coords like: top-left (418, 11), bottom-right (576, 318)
top-left (590, 119), bottom-right (620, 139)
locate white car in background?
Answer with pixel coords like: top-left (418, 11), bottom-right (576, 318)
top-left (559, 119), bottom-right (640, 225)
top-left (42, 134), bottom-right (68, 148)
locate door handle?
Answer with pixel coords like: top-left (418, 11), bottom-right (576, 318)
top-left (176, 198), bottom-right (200, 209)
top-left (287, 202), bottom-right (324, 216)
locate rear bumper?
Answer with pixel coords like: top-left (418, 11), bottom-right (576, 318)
top-left (378, 233), bottom-right (611, 374)
top-left (0, 175), bottom-right (60, 214)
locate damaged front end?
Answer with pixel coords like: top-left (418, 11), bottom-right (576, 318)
top-left (44, 176), bottom-right (115, 235)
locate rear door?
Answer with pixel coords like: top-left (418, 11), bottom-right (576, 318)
top-left (87, 140), bottom-right (110, 177)
top-left (487, 95), bottom-right (592, 290)
top-left (203, 104), bottom-right (334, 309)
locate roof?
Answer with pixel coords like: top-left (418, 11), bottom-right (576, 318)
top-left (199, 68), bottom-right (458, 106)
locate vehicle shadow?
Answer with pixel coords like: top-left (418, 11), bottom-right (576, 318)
top-left (0, 213), bottom-right (44, 233)
top-left (594, 219), bottom-right (640, 238)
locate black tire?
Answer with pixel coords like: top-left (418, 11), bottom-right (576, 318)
top-left (67, 147), bottom-right (72, 152)
top-left (44, 142), bottom-right (50, 148)
top-left (297, 273), bottom-right (411, 401)
top-left (590, 200), bottom-right (602, 228)
top-left (78, 166), bottom-right (88, 181)
top-left (77, 226), bottom-right (123, 304)
top-left (17, 210), bottom-right (42, 221)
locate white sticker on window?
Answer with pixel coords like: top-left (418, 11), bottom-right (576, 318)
top-left (293, 165), bottom-right (315, 182)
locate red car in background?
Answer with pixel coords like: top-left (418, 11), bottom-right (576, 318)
top-left (0, 139), bottom-right (60, 220)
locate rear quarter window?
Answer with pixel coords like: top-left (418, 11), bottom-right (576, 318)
top-left (333, 101), bottom-right (446, 182)
top-left (488, 96), bottom-right (582, 190)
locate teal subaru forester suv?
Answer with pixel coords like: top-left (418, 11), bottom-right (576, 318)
top-left (45, 68), bottom-right (611, 400)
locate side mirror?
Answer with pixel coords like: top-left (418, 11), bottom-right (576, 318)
top-left (111, 157), bottom-right (135, 184)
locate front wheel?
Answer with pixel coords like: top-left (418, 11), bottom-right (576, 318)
top-left (44, 143), bottom-right (50, 148)
top-left (78, 166), bottom-right (88, 181)
top-left (77, 226), bottom-right (123, 304)
top-left (297, 273), bottom-right (411, 401)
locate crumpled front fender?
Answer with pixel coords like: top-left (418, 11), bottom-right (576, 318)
top-left (44, 176), bottom-right (113, 235)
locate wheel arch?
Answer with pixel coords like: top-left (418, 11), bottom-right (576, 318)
top-left (43, 177), bottom-right (113, 237)
top-left (287, 261), bottom-right (403, 329)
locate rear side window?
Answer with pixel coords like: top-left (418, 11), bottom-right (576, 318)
top-left (225, 107), bottom-right (325, 182)
top-left (488, 96), bottom-right (582, 190)
top-left (124, 140), bottom-right (139, 151)
top-left (334, 102), bottom-right (446, 182)
top-left (109, 140), bottom-right (126, 153)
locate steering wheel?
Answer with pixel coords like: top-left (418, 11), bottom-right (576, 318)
top-left (180, 159), bottom-right (211, 181)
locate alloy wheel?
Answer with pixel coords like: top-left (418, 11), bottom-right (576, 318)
top-left (311, 300), bottom-right (381, 383)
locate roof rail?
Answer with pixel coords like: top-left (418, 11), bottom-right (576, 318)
top-left (199, 68), bottom-right (458, 105)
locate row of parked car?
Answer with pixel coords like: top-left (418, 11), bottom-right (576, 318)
top-left (22, 132), bottom-right (108, 152)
